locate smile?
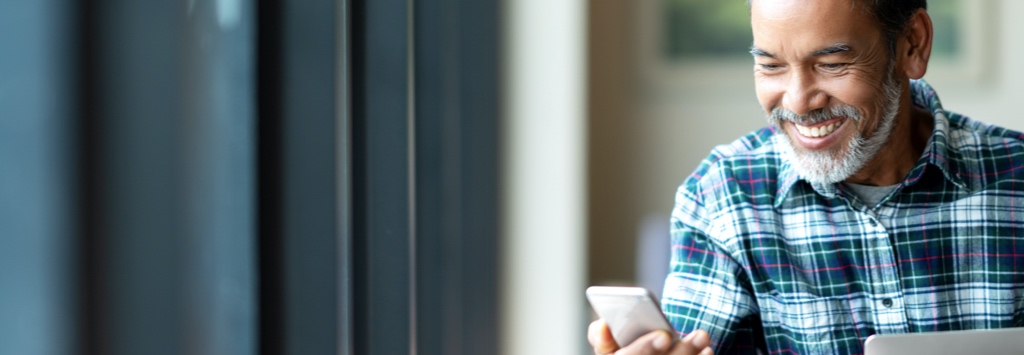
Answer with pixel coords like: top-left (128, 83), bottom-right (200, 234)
top-left (794, 118), bottom-right (845, 139)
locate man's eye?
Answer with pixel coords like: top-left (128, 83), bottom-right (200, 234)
top-left (759, 63), bottom-right (782, 71)
top-left (821, 63), bottom-right (847, 70)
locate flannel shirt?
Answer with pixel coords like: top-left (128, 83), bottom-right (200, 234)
top-left (662, 79), bottom-right (1024, 355)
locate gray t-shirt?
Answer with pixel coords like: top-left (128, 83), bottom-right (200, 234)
top-left (843, 182), bottom-right (898, 209)
top-left (843, 182), bottom-right (898, 229)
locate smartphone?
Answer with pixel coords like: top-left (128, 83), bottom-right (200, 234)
top-left (586, 286), bottom-right (677, 347)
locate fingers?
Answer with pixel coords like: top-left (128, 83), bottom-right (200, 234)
top-left (588, 319), bottom-right (619, 355)
top-left (672, 330), bottom-right (714, 355)
top-left (614, 330), bottom-right (674, 355)
top-left (589, 323), bottom-right (715, 355)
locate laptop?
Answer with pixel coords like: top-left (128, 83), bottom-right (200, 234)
top-left (865, 328), bottom-right (1024, 355)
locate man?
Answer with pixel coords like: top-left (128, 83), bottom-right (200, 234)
top-left (589, 0), bottom-right (1024, 354)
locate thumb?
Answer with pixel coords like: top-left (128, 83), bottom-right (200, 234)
top-left (588, 319), bottom-right (619, 354)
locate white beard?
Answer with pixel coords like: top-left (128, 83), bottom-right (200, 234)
top-left (769, 72), bottom-right (902, 185)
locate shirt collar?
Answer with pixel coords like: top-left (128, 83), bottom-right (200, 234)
top-left (774, 79), bottom-right (969, 207)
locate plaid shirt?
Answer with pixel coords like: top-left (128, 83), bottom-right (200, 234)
top-left (662, 79), bottom-right (1024, 355)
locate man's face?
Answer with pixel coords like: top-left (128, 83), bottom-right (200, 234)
top-left (751, 0), bottom-right (902, 184)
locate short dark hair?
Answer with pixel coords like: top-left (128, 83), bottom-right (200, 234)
top-left (749, 0), bottom-right (928, 56)
top-left (869, 0), bottom-right (928, 56)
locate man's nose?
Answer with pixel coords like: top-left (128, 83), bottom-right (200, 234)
top-left (782, 70), bottom-right (827, 116)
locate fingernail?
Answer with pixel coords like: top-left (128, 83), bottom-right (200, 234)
top-left (652, 332), bottom-right (671, 350)
top-left (683, 332), bottom-right (696, 342)
top-left (692, 332), bottom-right (709, 348)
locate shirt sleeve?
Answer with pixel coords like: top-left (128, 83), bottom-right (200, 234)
top-left (662, 182), bottom-right (765, 354)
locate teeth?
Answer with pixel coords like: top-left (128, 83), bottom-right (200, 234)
top-left (795, 121), bottom-right (840, 138)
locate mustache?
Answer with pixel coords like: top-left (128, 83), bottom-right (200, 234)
top-left (768, 105), bottom-right (861, 125)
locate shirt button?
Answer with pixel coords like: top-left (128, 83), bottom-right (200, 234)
top-left (869, 219), bottom-right (879, 227)
top-left (881, 298), bottom-right (894, 308)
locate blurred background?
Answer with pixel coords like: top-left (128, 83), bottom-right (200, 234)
top-left (2, 0), bottom-right (1021, 354)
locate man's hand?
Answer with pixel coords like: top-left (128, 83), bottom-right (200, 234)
top-left (588, 319), bottom-right (714, 355)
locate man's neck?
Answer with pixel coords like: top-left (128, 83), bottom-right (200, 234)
top-left (845, 102), bottom-right (935, 187)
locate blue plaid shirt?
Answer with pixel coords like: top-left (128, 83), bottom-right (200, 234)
top-left (662, 80), bottom-right (1024, 354)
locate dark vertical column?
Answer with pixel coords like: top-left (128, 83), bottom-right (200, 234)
top-left (0, 0), bottom-right (76, 354)
top-left (448, 1), bottom-right (501, 353)
top-left (77, 0), bottom-right (102, 353)
top-left (256, 0), bottom-right (285, 351)
top-left (412, 0), bottom-right (449, 350)
top-left (83, 1), bottom-right (186, 354)
top-left (351, 0), bottom-right (414, 354)
top-left (77, 1), bottom-right (258, 354)
top-left (282, 0), bottom-right (342, 351)
top-left (258, 0), bottom-right (347, 353)
top-left (412, 0), bottom-right (501, 354)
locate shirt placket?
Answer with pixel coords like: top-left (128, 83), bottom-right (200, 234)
top-left (831, 186), bottom-right (910, 335)
top-left (859, 204), bottom-right (909, 334)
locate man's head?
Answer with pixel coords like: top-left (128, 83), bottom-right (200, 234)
top-left (749, 0), bottom-right (932, 184)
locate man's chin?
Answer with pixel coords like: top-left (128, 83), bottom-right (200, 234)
top-left (792, 160), bottom-right (850, 185)
top-left (779, 132), bottom-right (855, 184)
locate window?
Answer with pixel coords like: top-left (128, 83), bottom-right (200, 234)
top-left (662, 0), bottom-right (964, 61)
top-left (643, 0), bottom-right (992, 88)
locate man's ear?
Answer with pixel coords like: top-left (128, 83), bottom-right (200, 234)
top-left (900, 8), bottom-right (933, 79)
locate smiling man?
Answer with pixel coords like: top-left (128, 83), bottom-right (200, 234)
top-left (588, 0), bottom-right (1024, 354)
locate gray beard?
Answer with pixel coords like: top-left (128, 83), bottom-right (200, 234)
top-left (768, 73), bottom-right (902, 185)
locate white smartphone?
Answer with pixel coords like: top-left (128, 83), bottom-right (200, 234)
top-left (586, 286), bottom-right (678, 347)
